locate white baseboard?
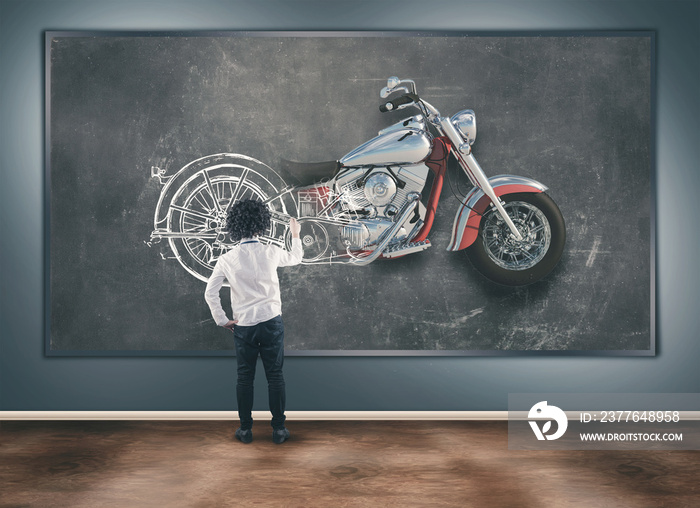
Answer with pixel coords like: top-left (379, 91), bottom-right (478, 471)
top-left (0, 411), bottom-right (506, 421)
top-left (3, 411), bottom-right (697, 421)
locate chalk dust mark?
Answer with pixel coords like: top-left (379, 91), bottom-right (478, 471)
top-left (586, 236), bottom-right (602, 268)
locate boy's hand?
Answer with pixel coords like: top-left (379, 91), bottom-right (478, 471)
top-left (222, 320), bottom-right (238, 332)
top-left (289, 217), bottom-right (301, 238)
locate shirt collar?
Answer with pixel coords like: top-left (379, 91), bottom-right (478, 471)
top-left (240, 237), bottom-right (259, 245)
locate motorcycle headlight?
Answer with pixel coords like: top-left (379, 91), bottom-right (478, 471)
top-left (450, 109), bottom-right (477, 146)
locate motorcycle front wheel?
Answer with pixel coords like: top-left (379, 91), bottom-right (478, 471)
top-left (466, 192), bottom-right (565, 286)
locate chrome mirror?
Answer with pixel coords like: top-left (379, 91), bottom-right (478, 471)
top-left (381, 85), bottom-right (409, 98)
top-left (381, 77), bottom-right (402, 98)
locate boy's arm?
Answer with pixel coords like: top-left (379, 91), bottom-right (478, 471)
top-left (204, 261), bottom-right (232, 327)
top-left (277, 237), bottom-right (303, 267)
top-left (277, 217), bottom-right (303, 267)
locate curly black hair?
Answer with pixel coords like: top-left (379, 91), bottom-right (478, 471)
top-left (225, 199), bottom-right (271, 242)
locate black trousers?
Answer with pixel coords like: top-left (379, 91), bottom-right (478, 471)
top-left (233, 315), bottom-right (286, 430)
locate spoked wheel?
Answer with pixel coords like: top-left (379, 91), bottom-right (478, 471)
top-left (159, 155), bottom-right (294, 284)
top-left (466, 192), bottom-right (565, 286)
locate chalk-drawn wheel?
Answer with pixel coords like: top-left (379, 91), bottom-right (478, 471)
top-left (466, 193), bottom-right (565, 286)
top-left (162, 155), bottom-right (294, 284)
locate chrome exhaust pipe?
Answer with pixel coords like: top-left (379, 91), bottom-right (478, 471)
top-left (346, 194), bottom-right (420, 266)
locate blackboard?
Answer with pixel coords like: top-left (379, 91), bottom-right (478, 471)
top-left (47, 33), bottom-right (652, 354)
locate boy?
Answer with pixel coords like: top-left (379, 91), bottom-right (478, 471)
top-left (205, 199), bottom-right (302, 444)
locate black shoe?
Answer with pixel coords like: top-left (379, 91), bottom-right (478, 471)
top-left (235, 427), bottom-right (253, 444)
top-left (272, 427), bottom-right (290, 444)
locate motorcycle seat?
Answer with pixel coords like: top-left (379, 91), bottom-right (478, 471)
top-left (278, 159), bottom-right (342, 187)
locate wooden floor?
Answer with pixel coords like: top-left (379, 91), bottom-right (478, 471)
top-left (0, 421), bottom-right (698, 507)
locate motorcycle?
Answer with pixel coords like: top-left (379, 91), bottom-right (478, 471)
top-left (148, 77), bottom-right (565, 286)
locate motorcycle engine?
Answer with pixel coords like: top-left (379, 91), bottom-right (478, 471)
top-left (363, 172), bottom-right (397, 206)
top-left (335, 165), bottom-right (429, 249)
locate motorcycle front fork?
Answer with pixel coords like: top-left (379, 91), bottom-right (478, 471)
top-left (457, 152), bottom-right (523, 241)
top-left (439, 118), bottom-right (524, 241)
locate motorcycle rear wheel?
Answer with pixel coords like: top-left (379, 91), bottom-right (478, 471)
top-left (466, 192), bottom-right (565, 286)
top-left (163, 155), bottom-right (294, 283)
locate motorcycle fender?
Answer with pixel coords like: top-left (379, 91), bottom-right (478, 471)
top-left (446, 175), bottom-right (548, 251)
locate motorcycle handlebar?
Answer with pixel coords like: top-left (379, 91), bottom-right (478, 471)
top-left (379, 93), bottom-right (419, 113)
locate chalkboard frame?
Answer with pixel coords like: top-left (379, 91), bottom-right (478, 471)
top-left (44, 30), bottom-right (656, 357)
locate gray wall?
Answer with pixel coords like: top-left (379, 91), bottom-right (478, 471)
top-left (1, 0), bottom-right (698, 411)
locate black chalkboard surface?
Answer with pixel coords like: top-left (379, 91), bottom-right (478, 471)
top-left (47, 33), bottom-right (652, 355)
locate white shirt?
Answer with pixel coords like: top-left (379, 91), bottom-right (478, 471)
top-left (205, 238), bottom-right (303, 326)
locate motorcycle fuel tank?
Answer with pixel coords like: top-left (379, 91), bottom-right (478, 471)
top-left (339, 128), bottom-right (432, 167)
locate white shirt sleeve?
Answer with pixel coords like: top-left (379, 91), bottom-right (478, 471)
top-left (277, 237), bottom-right (304, 267)
top-left (204, 260), bottom-right (231, 326)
